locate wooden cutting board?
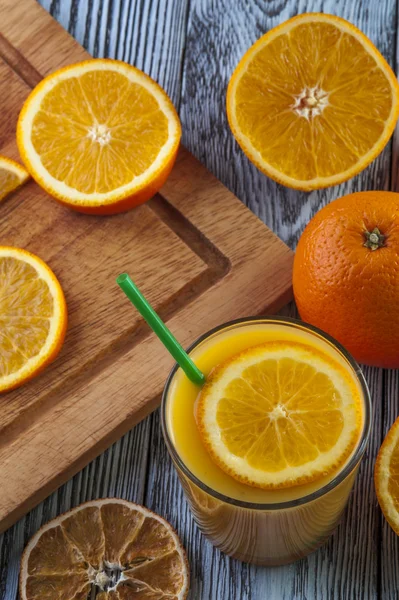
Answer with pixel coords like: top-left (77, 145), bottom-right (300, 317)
top-left (0, 0), bottom-right (293, 532)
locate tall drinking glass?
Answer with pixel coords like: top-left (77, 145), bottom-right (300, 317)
top-left (161, 317), bottom-right (371, 566)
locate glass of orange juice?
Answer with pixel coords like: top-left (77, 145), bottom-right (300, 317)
top-left (161, 317), bottom-right (371, 566)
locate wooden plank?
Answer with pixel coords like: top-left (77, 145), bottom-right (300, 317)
top-left (0, 1), bottom-right (190, 597)
top-left (0, 186), bottom-right (207, 434)
top-left (377, 2), bottom-right (399, 597)
top-left (0, 418), bottom-right (151, 599)
top-left (160, 0), bottom-right (396, 598)
top-left (181, 0), bottom-right (395, 239)
top-left (24, 0), bottom-right (190, 106)
top-left (1, 1), bottom-right (396, 600)
top-left (0, 160), bottom-right (292, 532)
top-left (0, 0), bottom-right (292, 534)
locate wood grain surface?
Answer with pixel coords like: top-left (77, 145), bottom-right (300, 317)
top-left (0, 0), bottom-right (398, 599)
top-left (0, 0), bottom-right (292, 533)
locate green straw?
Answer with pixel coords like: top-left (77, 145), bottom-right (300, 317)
top-left (116, 273), bottom-right (206, 386)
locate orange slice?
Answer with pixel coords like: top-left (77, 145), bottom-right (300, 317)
top-left (0, 246), bottom-right (67, 392)
top-left (0, 155), bottom-right (29, 201)
top-left (19, 498), bottom-right (189, 600)
top-left (227, 14), bottom-right (399, 190)
top-left (17, 59), bottom-right (181, 214)
top-left (196, 342), bottom-right (362, 489)
top-left (375, 417), bottom-right (399, 536)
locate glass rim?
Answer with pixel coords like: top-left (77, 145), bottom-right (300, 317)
top-left (161, 316), bottom-right (372, 511)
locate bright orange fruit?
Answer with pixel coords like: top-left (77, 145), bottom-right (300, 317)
top-left (227, 14), bottom-right (399, 190)
top-left (19, 499), bottom-right (189, 600)
top-left (375, 417), bottom-right (399, 537)
top-left (0, 155), bottom-right (29, 201)
top-left (17, 59), bottom-right (181, 214)
top-left (196, 341), bottom-right (362, 489)
top-left (293, 191), bottom-right (399, 368)
top-left (0, 246), bottom-right (67, 392)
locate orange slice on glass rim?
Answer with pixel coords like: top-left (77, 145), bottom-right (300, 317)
top-left (227, 13), bottom-right (399, 190)
top-left (17, 59), bottom-right (181, 214)
top-left (0, 246), bottom-right (67, 392)
top-left (196, 342), bottom-right (362, 489)
top-left (19, 498), bottom-right (189, 600)
top-left (0, 155), bottom-right (29, 201)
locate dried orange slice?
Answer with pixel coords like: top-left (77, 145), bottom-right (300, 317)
top-left (0, 247), bottom-right (67, 392)
top-left (0, 155), bottom-right (29, 201)
top-left (375, 417), bottom-right (399, 536)
top-left (197, 342), bottom-right (362, 489)
top-left (17, 59), bottom-right (181, 214)
top-left (19, 498), bottom-right (189, 600)
top-left (227, 14), bottom-right (399, 190)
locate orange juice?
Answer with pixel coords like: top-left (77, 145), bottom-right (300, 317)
top-left (162, 317), bottom-right (371, 565)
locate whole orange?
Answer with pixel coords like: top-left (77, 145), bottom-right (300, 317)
top-left (293, 191), bottom-right (399, 368)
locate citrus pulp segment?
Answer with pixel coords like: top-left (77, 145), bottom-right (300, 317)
top-left (17, 59), bottom-right (181, 214)
top-left (20, 498), bottom-right (189, 600)
top-left (196, 342), bottom-right (362, 489)
top-left (0, 155), bottom-right (29, 201)
top-left (375, 417), bottom-right (399, 537)
top-left (0, 246), bottom-right (67, 392)
top-left (227, 13), bottom-right (399, 190)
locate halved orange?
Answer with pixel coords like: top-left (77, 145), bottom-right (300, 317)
top-left (0, 246), bottom-right (67, 392)
top-left (17, 59), bottom-right (181, 214)
top-left (227, 14), bottom-right (399, 190)
top-left (375, 417), bottom-right (399, 536)
top-left (0, 155), bottom-right (29, 201)
top-left (196, 342), bottom-right (362, 489)
top-left (19, 498), bottom-right (189, 600)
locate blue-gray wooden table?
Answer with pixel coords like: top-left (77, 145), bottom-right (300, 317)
top-left (1, 1), bottom-right (399, 598)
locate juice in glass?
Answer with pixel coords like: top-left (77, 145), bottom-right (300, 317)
top-left (161, 317), bottom-right (371, 566)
